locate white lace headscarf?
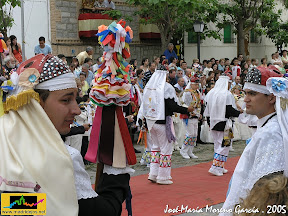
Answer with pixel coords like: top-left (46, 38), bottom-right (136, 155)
top-left (204, 76), bottom-right (236, 129)
top-left (138, 70), bottom-right (178, 130)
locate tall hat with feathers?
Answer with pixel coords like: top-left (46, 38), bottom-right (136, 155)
top-left (85, 20), bottom-right (137, 168)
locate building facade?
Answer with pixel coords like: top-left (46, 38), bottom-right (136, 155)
top-left (6, 0), bottom-right (288, 65)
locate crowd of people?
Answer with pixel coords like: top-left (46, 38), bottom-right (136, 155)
top-left (1, 32), bottom-right (288, 215)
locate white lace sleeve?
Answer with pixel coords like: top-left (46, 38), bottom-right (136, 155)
top-left (65, 145), bottom-right (98, 200)
top-left (103, 165), bottom-right (135, 175)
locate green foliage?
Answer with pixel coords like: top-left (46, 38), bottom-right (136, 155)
top-left (0, 0), bottom-right (21, 38)
top-left (127, 0), bottom-right (220, 49)
top-left (102, 9), bottom-right (133, 22)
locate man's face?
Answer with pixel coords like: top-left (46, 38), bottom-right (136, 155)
top-left (207, 62), bottom-right (212, 68)
top-left (87, 50), bottom-right (93, 56)
top-left (181, 63), bottom-right (187, 70)
top-left (169, 71), bottom-right (176, 78)
top-left (234, 60), bottom-right (239, 66)
top-left (178, 78), bottom-right (185, 87)
top-left (177, 70), bottom-right (183, 78)
top-left (39, 40), bottom-right (45, 48)
top-left (7, 58), bottom-right (16, 68)
top-left (225, 60), bottom-right (230, 66)
top-left (191, 83), bottom-right (199, 90)
top-left (40, 88), bottom-right (81, 135)
top-left (82, 67), bottom-right (88, 73)
top-left (235, 76), bottom-right (240, 84)
top-left (168, 45), bottom-right (173, 51)
top-left (244, 89), bottom-right (276, 119)
top-left (186, 69), bottom-right (192, 77)
top-left (150, 63), bottom-right (156, 72)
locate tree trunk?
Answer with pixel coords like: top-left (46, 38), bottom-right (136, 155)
top-left (158, 25), bottom-right (173, 53)
top-left (161, 34), bottom-right (170, 53)
top-left (237, 20), bottom-right (246, 58)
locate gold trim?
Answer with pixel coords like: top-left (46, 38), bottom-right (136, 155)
top-left (280, 98), bottom-right (288, 110)
top-left (4, 89), bottom-right (40, 113)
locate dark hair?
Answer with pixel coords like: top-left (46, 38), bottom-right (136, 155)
top-left (169, 56), bottom-right (176, 63)
top-left (160, 55), bottom-right (166, 63)
top-left (261, 58), bottom-right (267, 64)
top-left (136, 69), bottom-right (144, 77)
top-left (129, 59), bottom-right (137, 67)
top-left (9, 35), bottom-right (19, 52)
top-left (142, 58), bottom-right (148, 65)
top-left (181, 61), bottom-right (187, 66)
top-left (169, 68), bottom-right (176, 74)
top-left (225, 58), bottom-right (229, 61)
top-left (79, 72), bottom-right (86, 77)
top-left (39, 36), bottom-right (45, 42)
top-left (84, 57), bottom-right (92, 63)
top-left (149, 62), bottom-right (156, 67)
top-left (34, 89), bottom-right (50, 102)
top-left (237, 54), bottom-right (243, 57)
top-left (57, 54), bottom-right (65, 59)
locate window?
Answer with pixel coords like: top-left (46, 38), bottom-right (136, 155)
top-left (223, 25), bottom-right (233, 43)
top-left (188, 31), bottom-right (197, 43)
top-left (250, 29), bottom-right (257, 43)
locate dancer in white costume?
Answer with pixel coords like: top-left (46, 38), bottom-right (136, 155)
top-left (180, 76), bottom-right (202, 159)
top-left (139, 69), bottom-right (194, 184)
top-left (204, 75), bottom-right (241, 176)
top-left (220, 67), bottom-right (286, 215)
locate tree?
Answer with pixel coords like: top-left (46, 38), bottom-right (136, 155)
top-left (0, 0), bottom-right (21, 39)
top-left (216, 0), bottom-right (283, 57)
top-left (126, 0), bottom-right (220, 52)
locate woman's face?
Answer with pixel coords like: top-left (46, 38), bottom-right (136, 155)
top-left (12, 38), bottom-right (17, 45)
top-left (213, 64), bottom-right (217, 70)
top-left (244, 63), bottom-right (248, 69)
top-left (262, 59), bottom-right (267, 64)
top-left (283, 51), bottom-right (287, 57)
top-left (155, 57), bottom-right (160, 64)
top-left (144, 59), bottom-right (149, 66)
top-left (134, 60), bottom-right (138, 66)
top-left (138, 71), bottom-right (144, 79)
top-left (6, 39), bottom-right (11, 46)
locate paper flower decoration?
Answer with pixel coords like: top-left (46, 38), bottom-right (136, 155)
top-left (18, 68), bottom-right (40, 88)
top-left (266, 77), bottom-right (288, 99)
top-left (272, 79), bottom-right (286, 92)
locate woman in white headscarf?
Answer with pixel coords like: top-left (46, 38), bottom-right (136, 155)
top-left (139, 68), bottom-right (194, 185)
top-left (204, 75), bottom-right (242, 176)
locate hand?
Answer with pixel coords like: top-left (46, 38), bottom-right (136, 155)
top-left (239, 108), bottom-right (244, 114)
top-left (126, 115), bottom-right (134, 123)
top-left (187, 105), bottom-right (194, 113)
top-left (83, 124), bottom-right (90, 131)
top-left (199, 114), bottom-right (202, 120)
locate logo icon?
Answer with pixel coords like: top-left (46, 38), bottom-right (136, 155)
top-left (1, 193), bottom-right (46, 215)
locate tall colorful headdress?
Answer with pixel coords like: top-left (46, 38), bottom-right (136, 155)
top-left (85, 20), bottom-right (137, 168)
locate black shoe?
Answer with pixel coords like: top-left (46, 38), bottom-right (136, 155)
top-left (134, 148), bottom-right (141, 153)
